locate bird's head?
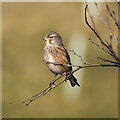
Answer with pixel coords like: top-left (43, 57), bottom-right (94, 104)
top-left (43, 31), bottom-right (64, 46)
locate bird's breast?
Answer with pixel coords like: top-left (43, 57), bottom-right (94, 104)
top-left (47, 55), bottom-right (64, 74)
top-left (44, 46), bottom-right (62, 74)
top-left (44, 45), bottom-right (70, 74)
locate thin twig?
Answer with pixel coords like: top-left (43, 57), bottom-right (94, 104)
top-left (95, 2), bottom-right (119, 43)
top-left (105, 0), bottom-right (120, 30)
top-left (69, 50), bottom-right (92, 65)
top-left (97, 57), bottom-right (120, 65)
top-left (85, 4), bottom-right (120, 62)
top-left (86, 2), bottom-right (96, 30)
top-left (10, 60), bottom-right (120, 106)
top-left (115, 0), bottom-right (120, 5)
top-left (46, 61), bottom-right (80, 67)
top-left (88, 38), bottom-right (112, 55)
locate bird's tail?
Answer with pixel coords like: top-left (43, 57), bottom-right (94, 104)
top-left (68, 75), bottom-right (80, 87)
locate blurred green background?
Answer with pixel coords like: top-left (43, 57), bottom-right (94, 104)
top-left (2, 2), bottom-right (118, 118)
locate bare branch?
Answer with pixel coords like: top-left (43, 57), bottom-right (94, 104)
top-left (115, 0), bottom-right (120, 5)
top-left (95, 2), bottom-right (119, 43)
top-left (97, 57), bottom-right (120, 65)
top-left (105, 0), bottom-right (120, 30)
top-left (45, 61), bottom-right (80, 67)
top-left (85, 2), bottom-right (96, 30)
top-left (88, 38), bottom-right (112, 55)
top-left (69, 50), bottom-right (92, 65)
top-left (85, 4), bottom-right (120, 62)
top-left (10, 59), bottom-right (120, 106)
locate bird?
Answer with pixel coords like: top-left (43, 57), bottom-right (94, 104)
top-left (43, 31), bottom-right (80, 87)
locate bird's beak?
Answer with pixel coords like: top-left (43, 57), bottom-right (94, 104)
top-left (43, 37), bottom-right (48, 41)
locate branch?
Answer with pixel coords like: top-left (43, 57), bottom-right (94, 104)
top-left (85, 1), bottom-right (96, 30)
top-left (69, 50), bottom-right (92, 65)
top-left (10, 58), bottom-right (120, 106)
top-left (9, 73), bottom-right (65, 106)
top-left (105, 0), bottom-right (120, 30)
top-left (95, 2), bottom-right (119, 43)
top-left (85, 4), bottom-right (120, 62)
top-left (88, 38), bottom-right (112, 55)
top-left (115, 0), bottom-right (120, 5)
top-left (97, 57), bottom-right (120, 65)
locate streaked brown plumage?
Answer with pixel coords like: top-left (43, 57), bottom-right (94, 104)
top-left (43, 31), bottom-right (80, 87)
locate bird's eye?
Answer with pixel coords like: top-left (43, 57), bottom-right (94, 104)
top-left (49, 36), bottom-right (53, 38)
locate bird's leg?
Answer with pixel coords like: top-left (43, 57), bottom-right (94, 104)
top-left (63, 72), bottom-right (68, 82)
top-left (64, 71), bottom-right (71, 82)
top-left (49, 74), bottom-right (57, 86)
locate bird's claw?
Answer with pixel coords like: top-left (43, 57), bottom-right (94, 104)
top-left (49, 81), bottom-right (55, 87)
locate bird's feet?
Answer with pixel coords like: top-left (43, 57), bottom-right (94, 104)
top-left (49, 80), bottom-right (55, 87)
top-left (63, 72), bottom-right (68, 82)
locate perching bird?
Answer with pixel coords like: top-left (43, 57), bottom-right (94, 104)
top-left (43, 31), bottom-right (80, 87)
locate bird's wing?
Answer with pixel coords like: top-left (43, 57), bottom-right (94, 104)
top-left (52, 46), bottom-right (72, 71)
